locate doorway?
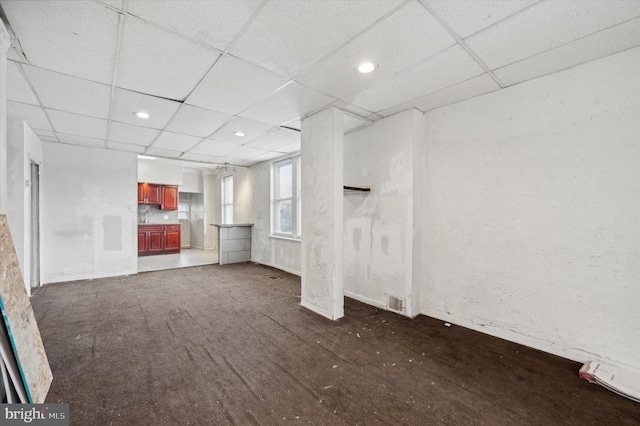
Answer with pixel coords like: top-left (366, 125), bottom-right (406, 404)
top-left (30, 162), bottom-right (40, 289)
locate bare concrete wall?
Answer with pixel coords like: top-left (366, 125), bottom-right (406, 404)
top-left (343, 109), bottom-right (423, 316)
top-left (41, 143), bottom-right (137, 283)
top-left (422, 47), bottom-right (640, 373)
top-left (6, 119), bottom-right (42, 295)
top-left (250, 157), bottom-right (301, 275)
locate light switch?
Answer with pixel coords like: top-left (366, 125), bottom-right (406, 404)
top-left (164, 215), bottom-right (169, 220)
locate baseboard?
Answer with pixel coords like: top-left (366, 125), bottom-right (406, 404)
top-left (344, 291), bottom-right (386, 310)
top-left (251, 259), bottom-right (301, 276)
top-left (422, 307), bottom-right (640, 375)
top-left (300, 300), bottom-right (339, 320)
top-left (42, 269), bottom-right (138, 285)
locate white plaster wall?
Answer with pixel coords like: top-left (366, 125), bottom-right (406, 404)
top-left (250, 159), bottom-right (301, 275)
top-left (180, 169), bottom-right (202, 193)
top-left (422, 47), bottom-right (640, 372)
top-left (202, 173), bottom-right (218, 250)
top-left (6, 119), bottom-right (43, 295)
top-left (41, 143), bottom-right (137, 283)
top-left (343, 110), bottom-right (421, 315)
top-left (189, 192), bottom-right (205, 249)
top-left (301, 108), bottom-right (344, 319)
top-left (233, 168), bottom-right (253, 224)
top-left (138, 159), bottom-right (183, 185)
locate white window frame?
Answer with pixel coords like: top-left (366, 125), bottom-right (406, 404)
top-left (222, 174), bottom-right (233, 224)
top-left (271, 156), bottom-right (301, 239)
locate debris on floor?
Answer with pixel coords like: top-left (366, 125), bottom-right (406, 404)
top-left (579, 361), bottom-right (640, 403)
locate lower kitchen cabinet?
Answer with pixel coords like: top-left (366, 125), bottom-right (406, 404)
top-left (164, 224), bottom-right (181, 254)
top-left (138, 224), bottom-right (181, 256)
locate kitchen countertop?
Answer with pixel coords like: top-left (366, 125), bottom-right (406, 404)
top-left (210, 223), bottom-right (253, 227)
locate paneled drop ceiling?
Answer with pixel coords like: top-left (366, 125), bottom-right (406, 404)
top-left (2, 0), bottom-right (640, 167)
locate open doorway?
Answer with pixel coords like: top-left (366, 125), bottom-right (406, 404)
top-left (30, 162), bottom-right (40, 289)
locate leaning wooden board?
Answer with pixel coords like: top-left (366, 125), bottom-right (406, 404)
top-left (0, 215), bottom-right (52, 403)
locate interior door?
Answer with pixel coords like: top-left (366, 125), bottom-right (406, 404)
top-left (30, 163), bottom-right (40, 289)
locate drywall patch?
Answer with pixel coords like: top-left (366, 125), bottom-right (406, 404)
top-left (103, 215), bottom-right (122, 251)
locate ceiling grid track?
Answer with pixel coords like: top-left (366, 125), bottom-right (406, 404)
top-left (104, 2), bottom-right (127, 148)
top-left (419, 0), bottom-right (505, 89)
top-left (14, 63), bottom-right (60, 143)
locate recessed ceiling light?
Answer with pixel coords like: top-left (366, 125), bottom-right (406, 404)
top-left (234, 131), bottom-right (245, 137)
top-left (357, 62), bottom-right (377, 74)
top-left (135, 111), bottom-right (150, 119)
top-left (137, 155), bottom-right (156, 160)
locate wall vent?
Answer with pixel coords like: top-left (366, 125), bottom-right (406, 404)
top-left (387, 295), bottom-right (405, 313)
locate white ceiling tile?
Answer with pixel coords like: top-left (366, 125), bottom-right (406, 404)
top-left (380, 74), bottom-right (501, 116)
top-left (108, 121), bottom-right (160, 146)
top-left (297, 2), bottom-right (455, 98)
top-left (99, 0), bottom-right (123, 10)
top-left (210, 117), bottom-right (275, 144)
top-left (344, 114), bottom-right (371, 133)
top-left (57, 133), bottom-right (106, 149)
top-left (250, 151), bottom-right (286, 164)
top-left (348, 45), bottom-right (485, 113)
top-left (117, 17), bottom-right (220, 100)
top-left (39, 136), bottom-right (59, 143)
top-left (33, 129), bottom-right (56, 138)
top-left (106, 140), bottom-right (145, 153)
top-left (427, 0), bottom-right (537, 38)
top-left (229, 0), bottom-right (403, 78)
top-left (165, 104), bottom-right (232, 138)
top-left (277, 141), bottom-right (301, 154)
top-left (111, 88), bottom-right (181, 129)
top-left (189, 139), bottom-right (238, 157)
top-left (47, 109), bottom-right (108, 139)
top-left (150, 131), bottom-right (203, 152)
top-left (7, 61), bottom-right (38, 105)
top-left (7, 101), bottom-right (52, 131)
top-left (2, 1), bottom-right (119, 84)
top-left (128, 0), bottom-right (261, 51)
top-left (186, 55), bottom-right (289, 115)
top-left (226, 145), bottom-right (268, 160)
top-left (245, 127), bottom-right (300, 151)
top-left (144, 147), bottom-right (183, 159)
top-left (494, 17), bottom-right (640, 87)
top-left (331, 100), bottom-right (376, 119)
top-left (23, 65), bottom-right (111, 119)
top-left (179, 153), bottom-right (213, 163)
top-left (466, 1), bottom-right (640, 69)
top-left (240, 82), bottom-right (335, 125)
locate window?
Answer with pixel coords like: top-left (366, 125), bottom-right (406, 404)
top-left (272, 157), bottom-right (301, 238)
top-left (178, 202), bottom-right (189, 220)
top-left (222, 175), bottom-right (233, 224)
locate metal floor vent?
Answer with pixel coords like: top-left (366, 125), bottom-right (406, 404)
top-left (387, 295), bottom-right (405, 313)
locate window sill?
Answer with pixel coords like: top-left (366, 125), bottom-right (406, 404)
top-left (269, 234), bottom-right (301, 242)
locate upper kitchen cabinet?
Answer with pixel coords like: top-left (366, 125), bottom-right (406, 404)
top-left (138, 183), bottom-right (162, 206)
top-left (161, 185), bottom-right (178, 210)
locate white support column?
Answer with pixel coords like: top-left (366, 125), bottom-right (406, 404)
top-left (301, 108), bottom-right (344, 320)
top-left (0, 21), bottom-right (11, 215)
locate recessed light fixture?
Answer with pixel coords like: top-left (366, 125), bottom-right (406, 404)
top-left (137, 155), bottom-right (156, 160)
top-left (234, 131), bottom-right (245, 137)
top-left (357, 62), bottom-right (377, 74)
top-left (135, 111), bottom-right (150, 119)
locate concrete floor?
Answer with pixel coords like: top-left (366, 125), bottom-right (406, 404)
top-left (31, 264), bottom-right (640, 425)
top-left (137, 248), bottom-right (218, 273)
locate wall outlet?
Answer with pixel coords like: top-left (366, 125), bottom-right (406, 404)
top-left (164, 215), bottom-right (169, 220)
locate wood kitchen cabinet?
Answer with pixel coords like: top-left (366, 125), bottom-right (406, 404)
top-left (138, 224), bottom-right (180, 256)
top-left (138, 183), bottom-right (162, 206)
top-left (164, 224), bottom-right (181, 253)
top-left (161, 185), bottom-right (178, 210)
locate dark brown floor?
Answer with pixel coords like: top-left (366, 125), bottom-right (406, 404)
top-left (31, 263), bottom-right (639, 425)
